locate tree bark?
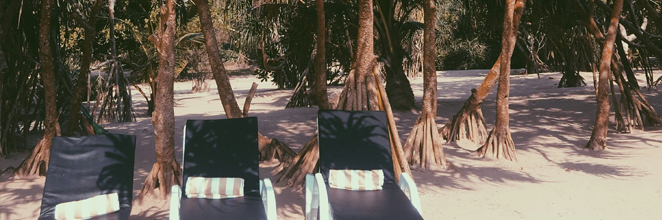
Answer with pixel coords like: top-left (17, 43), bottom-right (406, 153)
top-left (586, 0), bottom-right (624, 151)
top-left (476, 0), bottom-right (523, 161)
top-left (403, 0), bottom-right (446, 169)
top-left (314, 0), bottom-right (329, 109)
top-left (277, 0), bottom-right (411, 186)
top-left (139, 0), bottom-right (182, 199)
top-left (440, 0), bottom-right (525, 144)
top-left (67, 0), bottom-right (103, 136)
top-left (17, 0), bottom-right (57, 176)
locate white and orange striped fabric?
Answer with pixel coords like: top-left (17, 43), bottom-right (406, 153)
top-left (54, 192), bottom-right (120, 220)
top-left (329, 169), bottom-right (384, 191)
top-left (185, 177), bottom-right (244, 199)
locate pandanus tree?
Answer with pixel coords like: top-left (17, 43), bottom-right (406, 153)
top-left (66, 0), bottom-right (104, 136)
top-left (440, 0), bottom-right (525, 144)
top-left (403, 0), bottom-right (447, 169)
top-left (0, 0), bottom-right (44, 158)
top-left (572, 0), bottom-right (662, 149)
top-left (139, 0), bottom-right (182, 199)
top-left (475, 0), bottom-right (525, 161)
top-left (585, 0), bottom-right (624, 150)
top-left (277, 0), bottom-right (412, 187)
top-left (373, 0), bottom-right (423, 110)
top-left (16, 0), bottom-right (59, 176)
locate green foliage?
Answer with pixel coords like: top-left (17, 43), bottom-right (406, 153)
top-left (437, 38), bottom-right (487, 70)
top-left (435, 0), bottom-right (494, 70)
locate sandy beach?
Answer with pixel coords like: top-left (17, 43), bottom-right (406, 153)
top-left (2, 69), bottom-right (661, 219)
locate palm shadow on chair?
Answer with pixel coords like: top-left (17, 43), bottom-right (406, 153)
top-left (170, 117), bottom-right (276, 220)
top-left (306, 110), bottom-right (423, 220)
top-left (39, 134), bottom-right (136, 220)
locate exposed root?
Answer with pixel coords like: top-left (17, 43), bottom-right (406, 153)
top-left (440, 89), bottom-right (488, 144)
top-left (610, 61), bottom-right (662, 133)
top-left (585, 134), bottom-right (607, 151)
top-left (404, 113), bottom-right (447, 169)
top-left (258, 133), bottom-right (297, 163)
top-left (15, 137), bottom-right (53, 176)
top-left (138, 160), bottom-right (182, 201)
top-left (275, 135), bottom-right (319, 187)
top-left (476, 128), bottom-right (518, 162)
top-left (276, 61), bottom-right (412, 187)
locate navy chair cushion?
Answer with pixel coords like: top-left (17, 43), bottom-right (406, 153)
top-left (179, 197), bottom-right (267, 220)
top-left (39, 134), bottom-right (136, 220)
top-left (327, 183), bottom-right (423, 220)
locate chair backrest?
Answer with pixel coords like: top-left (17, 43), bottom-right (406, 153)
top-left (39, 134), bottom-right (136, 219)
top-left (182, 117), bottom-right (260, 198)
top-left (317, 110), bottom-right (396, 184)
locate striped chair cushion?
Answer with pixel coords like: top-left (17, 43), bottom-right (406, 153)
top-left (329, 169), bottom-right (384, 191)
top-left (185, 177), bottom-right (244, 199)
top-left (54, 193), bottom-right (120, 220)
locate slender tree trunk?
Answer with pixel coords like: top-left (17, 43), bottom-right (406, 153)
top-left (193, 0), bottom-right (243, 118)
top-left (586, 0), bottom-right (624, 151)
top-left (440, 0), bottom-right (525, 144)
top-left (476, 0), bottom-right (523, 161)
top-left (67, 0), bottom-right (103, 136)
top-left (315, 0), bottom-right (329, 109)
top-left (193, 0), bottom-right (295, 162)
top-left (403, 0), bottom-right (446, 169)
top-left (139, 0), bottom-right (182, 199)
top-left (17, 0), bottom-right (57, 176)
top-left (277, 0), bottom-right (411, 186)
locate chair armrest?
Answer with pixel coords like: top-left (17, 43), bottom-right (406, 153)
top-left (170, 185), bottom-right (182, 220)
top-left (260, 178), bottom-right (278, 220)
top-left (398, 173), bottom-right (422, 215)
top-left (314, 173), bottom-right (332, 220)
top-left (305, 174), bottom-right (314, 219)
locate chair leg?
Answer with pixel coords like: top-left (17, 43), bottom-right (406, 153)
top-left (314, 173), bottom-right (332, 220)
top-left (261, 178), bottom-right (278, 220)
top-left (398, 173), bottom-right (422, 215)
top-left (170, 185), bottom-right (182, 220)
top-left (306, 174), bottom-right (318, 220)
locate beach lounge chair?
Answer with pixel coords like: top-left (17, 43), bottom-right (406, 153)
top-left (305, 110), bottom-right (423, 220)
top-left (38, 134), bottom-right (136, 220)
top-left (170, 117), bottom-right (277, 220)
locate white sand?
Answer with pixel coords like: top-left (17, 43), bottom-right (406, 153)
top-left (1, 69), bottom-right (661, 220)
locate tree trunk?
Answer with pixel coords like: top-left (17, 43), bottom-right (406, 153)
top-left (193, 0), bottom-right (243, 118)
top-left (193, 0), bottom-right (295, 162)
top-left (586, 0), bottom-right (624, 151)
top-left (277, 0), bottom-right (411, 186)
top-left (16, 0), bottom-right (57, 176)
top-left (67, 0), bottom-right (103, 136)
top-left (476, 0), bottom-right (523, 161)
top-left (315, 0), bottom-right (329, 109)
top-left (139, 0), bottom-right (182, 199)
top-left (403, 0), bottom-right (446, 169)
top-left (440, 0), bottom-right (525, 144)
top-left (384, 56), bottom-right (416, 111)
